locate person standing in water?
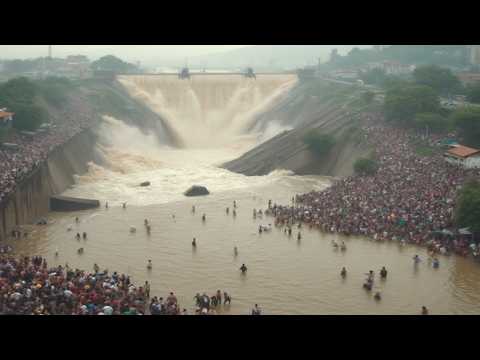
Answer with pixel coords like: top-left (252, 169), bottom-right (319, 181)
top-left (226, 207), bottom-right (230, 215)
top-left (147, 260), bottom-right (152, 270)
top-left (145, 281), bottom-right (150, 298)
top-left (192, 205), bottom-right (196, 213)
top-left (341, 267), bottom-right (347, 278)
top-left (380, 267), bottom-right (388, 279)
top-left (202, 214), bottom-right (206, 222)
top-left (233, 201), bottom-right (237, 209)
top-left (192, 238), bottom-right (197, 248)
top-left (105, 202), bottom-right (109, 209)
top-left (421, 306), bottom-right (429, 315)
top-left (240, 264), bottom-right (248, 274)
top-left (122, 203), bottom-right (127, 209)
top-left (297, 232), bottom-right (302, 241)
top-left (234, 247), bottom-right (238, 256)
top-left (233, 209), bottom-right (237, 217)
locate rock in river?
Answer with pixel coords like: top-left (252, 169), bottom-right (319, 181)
top-left (184, 185), bottom-right (210, 197)
top-left (140, 182), bottom-right (151, 187)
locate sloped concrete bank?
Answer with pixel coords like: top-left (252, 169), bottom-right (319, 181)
top-left (0, 129), bottom-right (102, 241)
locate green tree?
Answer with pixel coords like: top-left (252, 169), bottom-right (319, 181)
top-left (303, 131), bottom-right (336, 156)
top-left (12, 105), bottom-right (48, 131)
top-left (466, 83), bottom-right (480, 104)
top-left (0, 77), bottom-right (38, 106)
top-left (91, 55), bottom-right (138, 73)
top-left (354, 158), bottom-right (378, 175)
top-left (413, 65), bottom-right (461, 95)
top-left (384, 85), bottom-right (440, 126)
top-left (414, 112), bottom-right (449, 133)
top-left (455, 180), bottom-right (480, 234)
top-left (451, 107), bottom-right (480, 147)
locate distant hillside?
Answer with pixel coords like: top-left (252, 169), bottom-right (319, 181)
top-left (183, 45), bottom-right (370, 71)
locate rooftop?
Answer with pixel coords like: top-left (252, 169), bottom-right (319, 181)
top-left (0, 110), bottom-right (14, 119)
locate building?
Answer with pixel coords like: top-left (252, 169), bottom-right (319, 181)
top-left (0, 109), bottom-right (14, 129)
top-left (444, 145), bottom-right (480, 169)
top-left (366, 61), bottom-right (415, 75)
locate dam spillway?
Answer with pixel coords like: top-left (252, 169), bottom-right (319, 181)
top-left (117, 74), bottom-right (298, 148)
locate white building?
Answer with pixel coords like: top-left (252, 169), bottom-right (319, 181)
top-left (444, 145), bottom-right (480, 169)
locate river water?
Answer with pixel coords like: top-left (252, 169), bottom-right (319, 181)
top-left (6, 75), bottom-right (480, 315)
top-left (7, 173), bottom-right (480, 315)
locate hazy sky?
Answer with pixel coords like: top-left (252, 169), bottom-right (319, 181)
top-left (0, 45), bottom-right (250, 63)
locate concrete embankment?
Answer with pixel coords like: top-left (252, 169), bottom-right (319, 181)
top-left (0, 129), bottom-right (102, 241)
top-left (224, 102), bottom-right (372, 177)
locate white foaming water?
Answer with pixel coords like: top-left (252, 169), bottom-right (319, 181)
top-left (117, 74), bottom-right (298, 148)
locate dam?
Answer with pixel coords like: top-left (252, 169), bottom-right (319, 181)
top-left (3, 73), bottom-right (480, 315)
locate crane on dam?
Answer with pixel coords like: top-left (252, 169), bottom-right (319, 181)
top-left (244, 67), bottom-right (256, 79)
top-left (178, 67), bottom-right (191, 80)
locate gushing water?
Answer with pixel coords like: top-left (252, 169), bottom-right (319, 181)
top-left (117, 74), bottom-right (298, 148)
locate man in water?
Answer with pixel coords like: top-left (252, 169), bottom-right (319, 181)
top-left (144, 219), bottom-right (149, 226)
top-left (233, 200), bottom-right (237, 209)
top-left (421, 306), bottom-right (429, 315)
top-left (94, 263), bottom-right (100, 274)
top-left (82, 232), bottom-right (87, 240)
top-left (413, 254), bottom-right (421, 264)
top-left (192, 238), bottom-right (197, 248)
top-left (240, 264), bottom-right (248, 274)
top-left (233, 209), bottom-right (237, 217)
top-left (147, 260), bottom-right (152, 270)
top-left (75, 217), bottom-right (79, 224)
top-left (380, 267), bottom-right (388, 279)
top-left (202, 214), bottom-right (206, 222)
top-left (192, 205), bottom-right (195, 213)
top-left (234, 246), bottom-right (238, 256)
top-left (297, 232), bottom-right (302, 241)
top-left (252, 304), bottom-right (261, 315)
top-left (341, 267), bottom-right (347, 278)
top-left (144, 281), bottom-right (150, 298)
top-left (224, 292), bottom-right (232, 305)
top-left (76, 233), bottom-right (81, 241)
top-left (122, 203), bottom-right (127, 209)
top-left (105, 202), bottom-right (109, 209)
top-left (226, 207), bottom-right (230, 215)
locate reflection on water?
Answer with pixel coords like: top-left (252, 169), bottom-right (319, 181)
top-left (7, 181), bottom-right (480, 315)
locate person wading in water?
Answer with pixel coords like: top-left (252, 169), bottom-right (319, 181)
top-left (240, 264), bottom-right (248, 274)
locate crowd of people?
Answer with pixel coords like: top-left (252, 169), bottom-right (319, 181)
top-left (0, 253), bottom-right (247, 315)
top-left (0, 97), bottom-right (96, 205)
top-left (271, 114), bottom-right (480, 257)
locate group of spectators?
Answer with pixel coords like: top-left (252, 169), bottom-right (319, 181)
top-left (0, 97), bottom-right (96, 205)
top-left (271, 113), bottom-right (480, 257)
top-left (0, 254), bottom-right (180, 315)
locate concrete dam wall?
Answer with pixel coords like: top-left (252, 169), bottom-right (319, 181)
top-left (0, 129), bottom-right (101, 241)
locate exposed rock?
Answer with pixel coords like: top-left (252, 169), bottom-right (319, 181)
top-left (184, 185), bottom-right (210, 197)
top-left (140, 181), bottom-right (151, 187)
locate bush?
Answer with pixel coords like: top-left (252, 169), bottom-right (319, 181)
top-left (354, 158), bottom-right (378, 175)
top-left (12, 105), bottom-right (48, 131)
top-left (303, 131), bottom-right (336, 156)
top-left (466, 83), bottom-right (480, 104)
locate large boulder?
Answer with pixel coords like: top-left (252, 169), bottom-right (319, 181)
top-left (184, 185), bottom-right (210, 197)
